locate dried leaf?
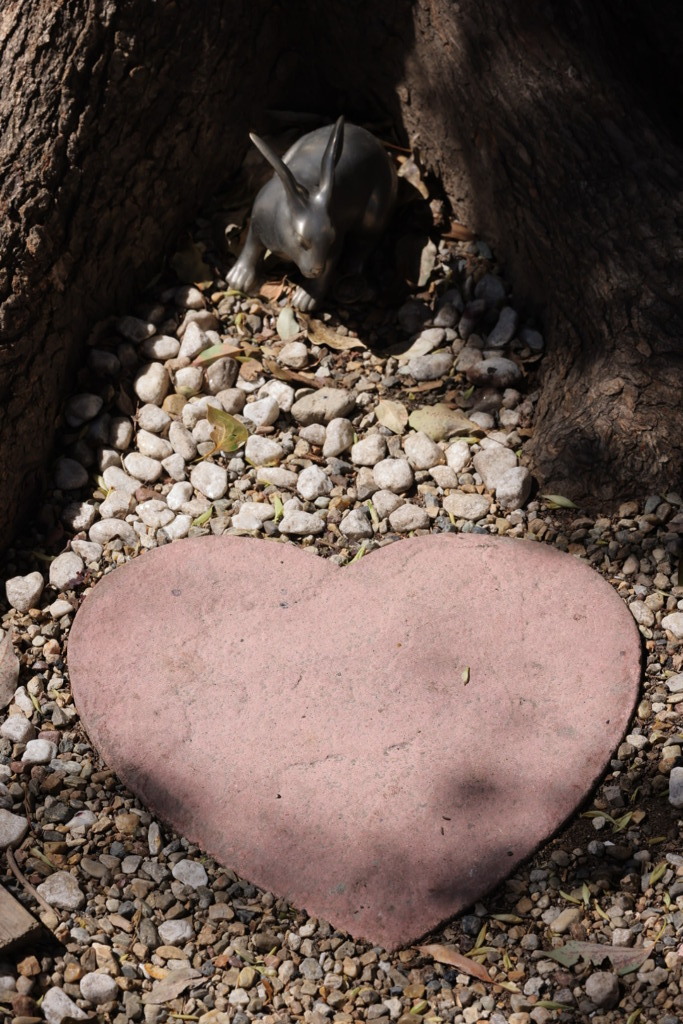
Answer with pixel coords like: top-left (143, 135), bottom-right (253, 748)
top-left (206, 406), bottom-right (248, 454)
top-left (375, 399), bottom-right (409, 435)
top-left (262, 358), bottom-right (324, 388)
top-left (408, 404), bottom-right (482, 442)
top-left (238, 358), bottom-right (264, 382)
top-left (418, 944), bottom-right (496, 985)
top-left (0, 628), bottom-right (20, 709)
top-left (143, 967), bottom-right (202, 1004)
top-left (192, 342), bottom-right (242, 367)
top-left (489, 914), bottom-right (524, 923)
top-left (306, 318), bottom-right (366, 351)
top-left (540, 493), bottom-right (579, 509)
top-left (582, 882), bottom-right (591, 906)
top-left (258, 280), bottom-right (287, 303)
top-left (397, 155), bottom-right (429, 199)
top-left (276, 306), bottom-right (302, 342)
top-left (170, 238), bottom-right (212, 286)
top-left (546, 940), bottom-right (650, 975)
top-left (462, 666), bottom-right (470, 686)
top-left (395, 333), bottom-right (444, 363)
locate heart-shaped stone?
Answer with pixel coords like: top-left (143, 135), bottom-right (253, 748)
top-left (68, 534), bottom-right (640, 949)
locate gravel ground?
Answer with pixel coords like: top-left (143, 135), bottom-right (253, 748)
top-left (2, 202), bottom-right (683, 1024)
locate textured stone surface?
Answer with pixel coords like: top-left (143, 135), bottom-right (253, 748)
top-left (68, 535), bottom-right (641, 950)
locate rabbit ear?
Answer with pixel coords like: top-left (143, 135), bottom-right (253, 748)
top-left (250, 133), bottom-right (308, 205)
top-left (318, 116), bottom-right (345, 201)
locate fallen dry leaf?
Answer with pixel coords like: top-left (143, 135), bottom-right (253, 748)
top-left (192, 342), bottom-right (242, 366)
top-left (408, 403), bottom-right (482, 441)
top-left (306, 317), bottom-right (366, 351)
top-left (258, 279), bottom-right (287, 303)
top-left (263, 358), bottom-right (325, 388)
top-left (546, 940), bottom-right (650, 976)
top-left (418, 943), bottom-right (497, 985)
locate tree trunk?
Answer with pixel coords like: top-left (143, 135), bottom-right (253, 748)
top-left (0, 0), bottom-right (284, 541)
top-left (2, 0), bottom-right (682, 545)
top-left (300, 0), bottom-right (683, 508)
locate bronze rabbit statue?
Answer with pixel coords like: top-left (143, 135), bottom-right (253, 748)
top-left (227, 116), bottom-right (397, 311)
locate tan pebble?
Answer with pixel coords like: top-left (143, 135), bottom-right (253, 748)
top-left (17, 956), bottom-right (40, 977)
top-left (237, 965), bottom-right (257, 989)
top-left (114, 812), bottom-right (140, 834)
top-left (63, 963), bottom-right (83, 983)
top-left (163, 394), bottom-right (187, 416)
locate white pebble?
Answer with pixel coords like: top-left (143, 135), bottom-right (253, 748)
top-left (109, 416), bottom-right (134, 450)
top-left (429, 466), bottom-right (459, 489)
top-left (190, 462), bottom-right (228, 500)
top-left (41, 987), bottom-right (88, 1023)
top-left (49, 552), bottom-right (85, 590)
top-left (123, 452), bottom-right (163, 483)
top-left (162, 453), bottom-right (187, 481)
top-left (0, 716), bottom-right (35, 744)
top-left (256, 467), bottom-right (298, 489)
top-left (61, 501), bottom-right (97, 531)
top-left (158, 918), bottom-right (194, 944)
top-left (443, 492), bottom-right (491, 521)
top-left (167, 482), bottom-right (194, 510)
top-left (473, 446), bottom-right (518, 490)
top-left (351, 434), bottom-right (387, 467)
top-left (169, 421), bottom-right (198, 461)
top-left (389, 504), bottom-right (430, 532)
top-left (36, 871), bottom-right (85, 911)
top-left (407, 351), bottom-right (453, 381)
top-left (340, 508), bottom-right (374, 540)
top-left (299, 424), bottom-right (326, 448)
top-left (137, 500), bottom-right (175, 529)
top-left (137, 404), bottom-right (171, 434)
top-left (243, 396), bottom-right (280, 428)
top-left (322, 418), bottom-right (353, 457)
top-left (669, 766), bottom-right (683, 808)
top-left (99, 490), bottom-right (135, 519)
top-left (141, 334), bottom-right (180, 360)
top-left (205, 357), bottom-right (239, 394)
top-left (71, 540), bottom-right (103, 562)
top-left (175, 285), bottom-right (205, 309)
top-left (134, 362), bottom-right (169, 406)
top-left (137, 429), bottom-right (173, 461)
top-left (22, 739), bottom-right (58, 765)
top-left (278, 341), bottom-right (308, 368)
top-left (662, 613), bottom-right (683, 639)
top-left (0, 809), bottom-right (29, 850)
top-left (161, 515), bottom-right (192, 540)
top-left (103, 465), bottom-right (142, 494)
top-left (279, 510), bottom-right (325, 535)
top-left (245, 435), bottom-right (283, 465)
top-left (371, 490), bottom-right (403, 518)
top-left (172, 858), bottom-right (208, 888)
top-left (5, 572), bottom-right (44, 612)
top-left (175, 366), bottom-right (204, 396)
top-left (178, 320), bottom-right (209, 360)
top-left (259, 379), bottom-right (295, 411)
top-left (373, 458), bottom-right (414, 494)
top-left (217, 388), bottom-right (247, 414)
top-left (297, 465), bottom-right (332, 501)
top-left (48, 599), bottom-right (74, 620)
top-left (495, 466), bottom-right (532, 509)
top-left (89, 519), bottom-right (138, 546)
top-left (80, 972), bottom-right (118, 1005)
top-left (403, 431), bottom-right (445, 470)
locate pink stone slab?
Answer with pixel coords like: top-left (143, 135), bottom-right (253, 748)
top-left (67, 534), bottom-right (641, 949)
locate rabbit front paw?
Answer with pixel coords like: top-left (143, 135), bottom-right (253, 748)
top-left (226, 261), bottom-right (257, 295)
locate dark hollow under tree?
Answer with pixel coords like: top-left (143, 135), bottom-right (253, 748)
top-left (2, 0), bottom-right (683, 544)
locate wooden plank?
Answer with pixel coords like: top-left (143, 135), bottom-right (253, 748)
top-left (0, 883), bottom-right (41, 950)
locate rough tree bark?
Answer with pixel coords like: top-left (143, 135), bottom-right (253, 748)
top-left (301, 0), bottom-right (683, 507)
top-left (2, 0), bottom-right (682, 546)
top-left (0, 0), bottom-right (283, 541)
